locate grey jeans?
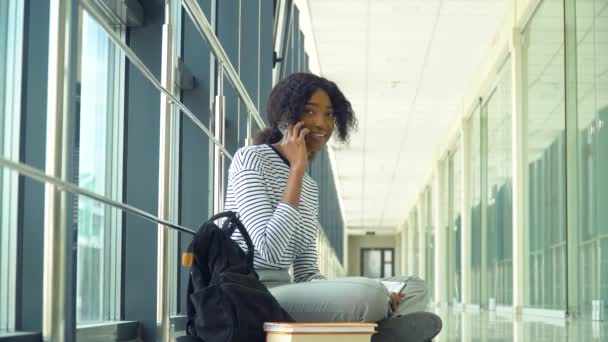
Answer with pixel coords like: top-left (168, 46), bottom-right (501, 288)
top-left (258, 270), bottom-right (430, 323)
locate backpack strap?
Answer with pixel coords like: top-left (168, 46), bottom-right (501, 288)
top-left (222, 213), bottom-right (254, 266)
top-left (215, 212), bottom-right (255, 266)
top-left (185, 275), bottom-right (197, 336)
top-left (207, 211), bottom-right (237, 223)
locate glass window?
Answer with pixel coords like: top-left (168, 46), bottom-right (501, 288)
top-left (76, 10), bottom-right (124, 323)
top-left (575, 0), bottom-right (608, 318)
top-left (179, 0), bottom-right (214, 314)
top-left (383, 249), bottom-right (394, 278)
top-left (523, 0), bottom-right (567, 310)
top-left (361, 248), bottom-right (394, 278)
top-left (0, 0), bottom-right (24, 332)
top-left (440, 158), bottom-right (450, 301)
top-left (412, 210), bottom-right (419, 275)
top-left (168, 0), bottom-right (182, 316)
top-left (485, 59), bottom-right (513, 306)
top-left (596, 5), bottom-right (608, 300)
top-left (362, 249), bottom-right (382, 278)
top-left (425, 187), bottom-right (435, 301)
top-left (469, 106), bottom-right (482, 305)
top-left (217, 0), bottom-right (242, 155)
top-left (240, 0), bottom-right (263, 146)
top-left (450, 146), bottom-right (462, 304)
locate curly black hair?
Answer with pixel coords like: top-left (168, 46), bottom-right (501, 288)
top-left (254, 72), bottom-right (357, 145)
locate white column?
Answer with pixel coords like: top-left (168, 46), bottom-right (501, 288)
top-left (461, 119), bottom-right (472, 306)
top-left (407, 213), bottom-right (416, 275)
top-left (447, 154), bottom-right (455, 305)
top-left (480, 104), bottom-right (488, 307)
top-left (434, 159), bottom-right (448, 307)
top-left (510, 28), bottom-right (528, 315)
top-left (564, 0), bottom-right (580, 316)
top-left (417, 195), bottom-right (426, 280)
top-left (400, 223), bottom-right (407, 275)
top-left (343, 229), bottom-right (349, 276)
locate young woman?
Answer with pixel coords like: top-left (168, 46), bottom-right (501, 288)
top-left (225, 73), bottom-right (441, 341)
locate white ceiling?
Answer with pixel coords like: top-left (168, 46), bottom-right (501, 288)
top-left (306, 0), bottom-right (508, 230)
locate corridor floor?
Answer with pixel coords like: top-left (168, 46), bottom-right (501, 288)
top-left (432, 307), bottom-right (608, 341)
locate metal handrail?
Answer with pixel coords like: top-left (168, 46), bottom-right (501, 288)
top-left (79, 0), bottom-right (233, 160)
top-left (182, 0), bottom-right (266, 129)
top-left (0, 156), bottom-right (196, 236)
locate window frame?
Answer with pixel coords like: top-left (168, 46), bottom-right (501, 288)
top-left (75, 6), bottom-right (126, 324)
top-left (0, 0), bottom-right (25, 332)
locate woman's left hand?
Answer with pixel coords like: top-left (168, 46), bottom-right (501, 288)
top-left (389, 292), bottom-right (406, 312)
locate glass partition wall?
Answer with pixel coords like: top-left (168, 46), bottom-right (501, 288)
top-left (469, 107), bottom-right (482, 305)
top-left (574, 0), bottom-right (608, 318)
top-left (522, 0), bottom-right (567, 310)
top-left (449, 147), bottom-right (463, 304)
top-left (484, 59), bottom-right (513, 306)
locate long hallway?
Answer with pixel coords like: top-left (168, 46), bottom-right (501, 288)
top-left (1, 0), bottom-right (607, 341)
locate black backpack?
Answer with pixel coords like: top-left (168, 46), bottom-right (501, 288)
top-left (182, 211), bottom-right (294, 342)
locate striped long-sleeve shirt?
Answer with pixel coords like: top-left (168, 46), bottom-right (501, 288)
top-left (225, 144), bottom-right (326, 283)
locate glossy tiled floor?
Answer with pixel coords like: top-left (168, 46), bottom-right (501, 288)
top-left (432, 308), bottom-right (608, 341)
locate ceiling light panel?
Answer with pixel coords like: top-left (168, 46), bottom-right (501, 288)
top-left (308, 0), bottom-right (508, 228)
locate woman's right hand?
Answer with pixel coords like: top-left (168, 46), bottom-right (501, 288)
top-left (389, 292), bottom-right (406, 312)
top-left (278, 121), bottom-right (310, 171)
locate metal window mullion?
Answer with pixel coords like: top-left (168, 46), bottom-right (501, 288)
top-left (214, 65), bottom-right (226, 214)
top-left (43, 0), bottom-right (78, 340)
top-left (1, 0), bottom-right (24, 331)
top-left (101, 25), bottom-right (117, 321)
top-left (157, 0), bottom-right (179, 339)
top-left (206, 0), bottom-right (217, 219)
top-left (103, 40), bottom-right (115, 322)
top-left (168, 0), bottom-right (183, 318)
top-left (110, 25), bottom-right (126, 322)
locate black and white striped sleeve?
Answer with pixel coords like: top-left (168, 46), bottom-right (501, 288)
top-left (293, 238), bottom-right (326, 283)
top-left (230, 168), bottom-right (302, 265)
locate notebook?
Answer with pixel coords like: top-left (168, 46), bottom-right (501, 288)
top-left (381, 280), bottom-right (406, 294)
top-left (264, 322), bottom-right (377, 342)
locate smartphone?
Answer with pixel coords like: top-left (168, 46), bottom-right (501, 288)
top-left (278, 120), bottom-right (309, 141)
top-left (278, 121), bottom-right (289, 136)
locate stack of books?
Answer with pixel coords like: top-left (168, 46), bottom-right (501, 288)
top-left (264, 322), bottom-right (377, 342)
